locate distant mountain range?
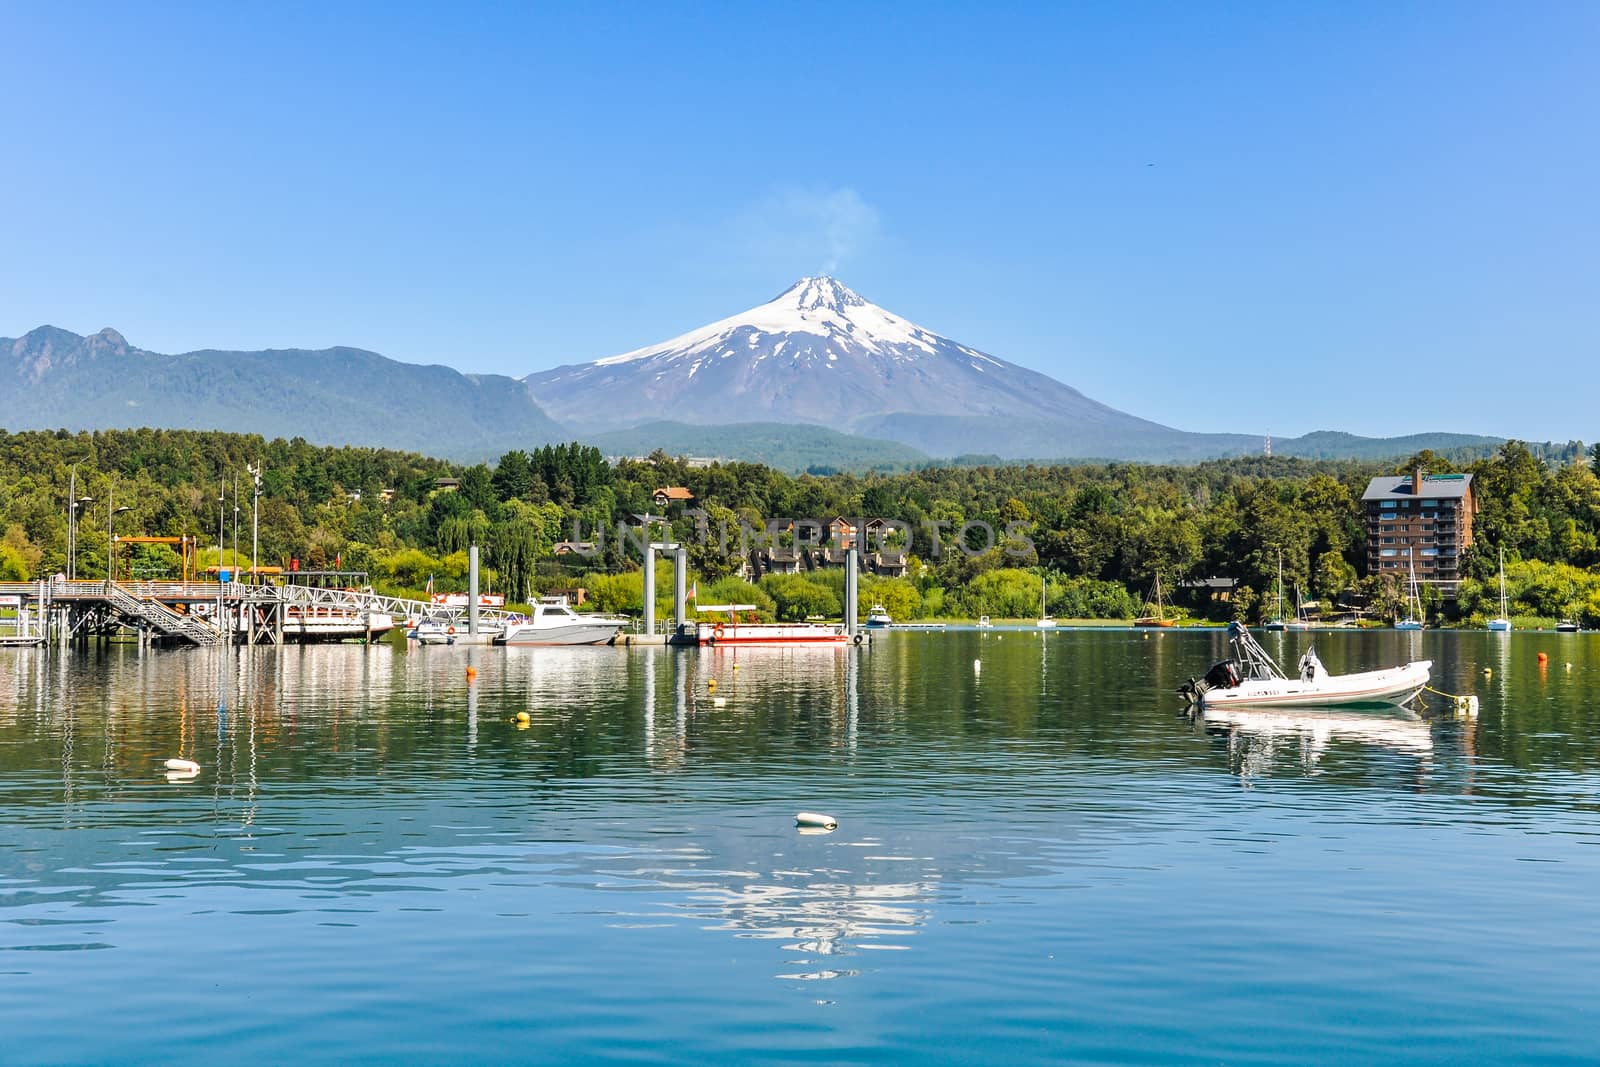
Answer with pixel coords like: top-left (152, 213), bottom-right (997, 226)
top-left (4, 282), bottom-right (1513, 468)
top-left (0, 325), bottom-right (562, 461)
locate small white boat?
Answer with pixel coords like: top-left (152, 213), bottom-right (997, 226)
top-left (977, 615), bottom-right (992, 629)
top-left (495, 597), bottom-right (627, 646)
top-left (1181, 622), bottom-right (1431, 710)
top-left (866, 604), bottom-right (893, 628)
top-left (411, 614), bottom-right (455, 645)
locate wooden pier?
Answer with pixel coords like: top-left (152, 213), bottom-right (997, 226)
top-left (0, 579), bottom-right (520, 649)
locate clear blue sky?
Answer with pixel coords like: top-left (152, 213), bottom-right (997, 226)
top-left (3, 2), bottom-right (1596, 442)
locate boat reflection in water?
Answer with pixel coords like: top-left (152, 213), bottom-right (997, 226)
top-left (688, 875), bottom-right (934, 982)
top-left (1200, 704), bottom-right (1435, 781)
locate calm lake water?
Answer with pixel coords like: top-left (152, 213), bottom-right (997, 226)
top-left (3, 630), bottom-right (1599, 1064)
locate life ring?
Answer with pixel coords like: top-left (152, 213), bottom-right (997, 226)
top-left (853, 633), bottom-right (864, 645)
top-left (447, 625), bottom-right (456, 635)
top-left (713, 623), bottom-right (726, 640)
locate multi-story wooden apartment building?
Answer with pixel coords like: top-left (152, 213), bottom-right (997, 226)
top-left (1361, 468), bottom-right (1475, 588)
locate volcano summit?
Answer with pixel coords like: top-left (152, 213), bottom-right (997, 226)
top-left (523, 277), bottom-right (1245, 459)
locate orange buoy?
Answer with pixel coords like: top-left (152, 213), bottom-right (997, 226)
top-left (466, 666), bottom-right (478, 680)
top-left (1537, 652), bottom-right (1548, 663)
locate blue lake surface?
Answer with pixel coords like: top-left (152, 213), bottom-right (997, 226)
top-left (2, 630), bottom-right (1599, 1064)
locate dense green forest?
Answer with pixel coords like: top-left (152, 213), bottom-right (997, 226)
top-left (2, 428), bottom-right (1598, 626)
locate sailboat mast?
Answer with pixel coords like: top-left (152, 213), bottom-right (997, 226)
top-left (1499, 547), bottom-right (1508, 616)
top-left (1408, 549), bottom-right (1421, 618)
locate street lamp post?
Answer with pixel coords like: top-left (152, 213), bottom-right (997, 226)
top-left (247, 463), bottom-right (262, 583)
top-left (74, 497), bottom-right (94, 579)
top-left (217, 481), bottom-right (227, 637)
top-left (67, 462), bottom-right (79, 579)
top-left (217, 483), bottom-right (226, 576)
top-left (69, 496), bottom-right (91, 580)
top-left (107, 485), bottom-right (132, 584)
top-left (67, 463), bottom-right (94, 581)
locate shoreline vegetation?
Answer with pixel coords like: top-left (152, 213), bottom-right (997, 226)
top-left (1, 428), bottom-right (1597, 630)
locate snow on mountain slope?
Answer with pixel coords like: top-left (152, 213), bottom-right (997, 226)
top-left (524, 277), bottom-right (1172, 442)
top-left (593, 277), bottom-right (967, 365)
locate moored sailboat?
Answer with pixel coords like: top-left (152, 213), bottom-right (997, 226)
top-left (1263, 550), bottom-right (1288, 631)
top-left (1133, 574), bottom-right (1176, 628)
top-left (1487, 548), bottom-right (1511, 632)
top-left (1036, 576), bottom-right (1055, 628)
top-left (1286, 584), bottom-right (1314, 631)
top-left (1394, 553), bottom-right (1425, 630)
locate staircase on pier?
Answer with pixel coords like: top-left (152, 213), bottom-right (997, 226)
top-left (102, 584), bottom-right (224, 645)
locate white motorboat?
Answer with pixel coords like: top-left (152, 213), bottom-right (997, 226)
top-left (495, 597), bottom-right (627, 646)
top-left (1180, 622), bottom-right (1431, 710)
top-left (977, 615), bottom-right (992, 629)
top-left (866, 604), bottom-right (893, 628)
top-left (411, 614), bottom-right (455, 645)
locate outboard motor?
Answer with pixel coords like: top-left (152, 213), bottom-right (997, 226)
top-left (1180, 657), bottom-right (1242, 707)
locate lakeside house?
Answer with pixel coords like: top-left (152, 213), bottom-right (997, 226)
top-left (747, 516), bottom-right (909, 579)
top-left (651, 486), bottom-right (695, 509)
top-left (1361, 467), bottom-right (1475, 590)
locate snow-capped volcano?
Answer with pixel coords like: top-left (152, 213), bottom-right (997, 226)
top-left (593, 276), bottom-right (963, 366)
top-left (525, 277), bottom-right (1167, 448)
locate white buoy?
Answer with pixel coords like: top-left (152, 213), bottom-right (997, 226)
top-left (163, 758), bottom-right (200, 773)
top-left (973, 658), bottom-right (982, 674)
top-left (795, 811), bottom-right (838, 830)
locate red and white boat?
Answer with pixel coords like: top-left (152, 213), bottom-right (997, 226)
top-left (695, 604), bottom-right (854, 646)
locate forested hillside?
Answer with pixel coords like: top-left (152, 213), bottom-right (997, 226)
top-left (2, 428), bottom-right (1597, 626)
